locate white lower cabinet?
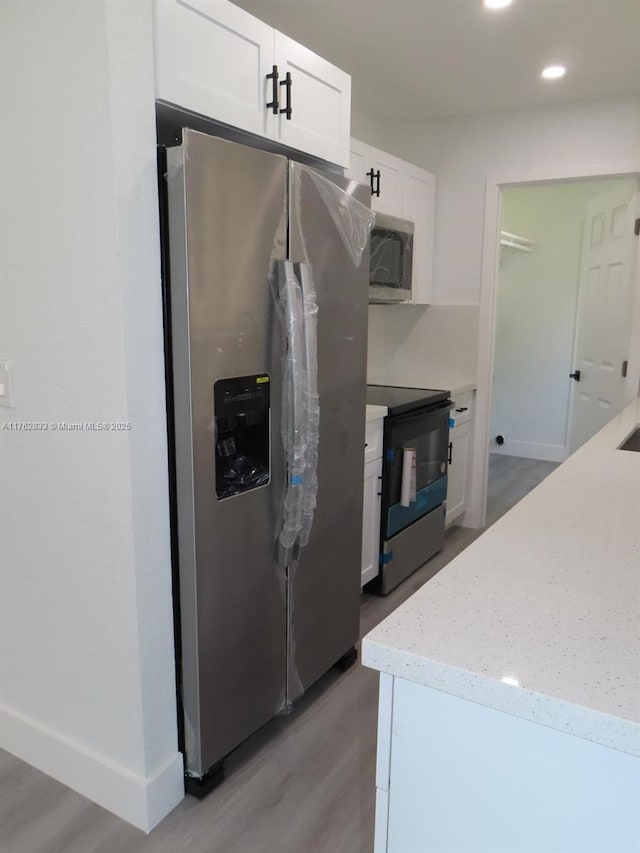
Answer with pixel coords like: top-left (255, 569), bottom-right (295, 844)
top-left (446, 391), bottom-right (474, 526)
top-left (373, 676), bottom-right (640, 853)
top-left (446, 421), bottom-right (470, 525)
top-left (362, 414), bottom-right (384, 587)
top-left (362, 457), bottom-right (382, 587)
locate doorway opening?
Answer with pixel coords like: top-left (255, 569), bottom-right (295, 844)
top-left (485, 176), bottom-right (640, 527)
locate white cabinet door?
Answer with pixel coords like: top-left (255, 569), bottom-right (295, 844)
top-left (446, 422), bottom-right (471, 525)
top-left (371, 150), bottom-right (404, 217)
top-left (362, 457), bottom-right (382, 587)
top-left (402, 167), bottom-right (435, 305)
top-left (273, 31), bottom-right (351, 167)
top-left (346, 138), bottom-right (372, 187)
top-left (154, 0), bottom-right (275, 138)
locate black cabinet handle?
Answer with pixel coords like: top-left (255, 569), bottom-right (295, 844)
top-left (366, 168), bottom-right (381, 197)
top-left (279, 72), bottom-right (292, 119)
top-left (569, 370), bottom-right (581, 382)
top-left (266, 65), bottom-right (279, 114)
top-left (455, 407), bottom-right (468, 413)
top-left (448, 442), bottom-right (453, 465)
top-left (366, 169), bottom-right (375, 196)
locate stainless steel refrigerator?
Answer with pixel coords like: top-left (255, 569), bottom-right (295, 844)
top-left (163, 129), bottom-right (371, 792)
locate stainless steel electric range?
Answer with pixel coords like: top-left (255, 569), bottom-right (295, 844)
top-left (366, 385), bottom-right (453, 594)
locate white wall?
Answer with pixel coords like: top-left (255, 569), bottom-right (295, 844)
top-left (0, 0), bottom-right (182, 831)
top-left (383, 98), bottom-right (640, 304)
top-left (351, 109), bottom-right (391, 152)
top-left (367, 304), bottom-right (479, 392)
top-left (491, 178), bottom-right (635, 462)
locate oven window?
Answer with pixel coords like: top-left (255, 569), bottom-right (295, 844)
top-left (386, 408), bottom-right (449, 503)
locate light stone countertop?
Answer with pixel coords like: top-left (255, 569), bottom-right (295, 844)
top-left (366, 404), bottom-right (388, 422)
top-left (362, 396), bottom-right (640, 757)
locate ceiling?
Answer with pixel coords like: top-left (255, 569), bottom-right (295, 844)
top-left (231, 0), bottom-right (640, 125)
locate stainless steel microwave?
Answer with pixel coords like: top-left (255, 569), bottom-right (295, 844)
top-left (369, 212), bottom-right (414, 303)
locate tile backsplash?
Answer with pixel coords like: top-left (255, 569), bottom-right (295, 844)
top-left (367, 304), bottom-right (479, 388)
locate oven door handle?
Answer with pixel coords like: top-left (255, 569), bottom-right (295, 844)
top-left (391, 401), bottom-right (453, 427)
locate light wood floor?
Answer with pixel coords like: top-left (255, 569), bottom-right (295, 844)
top-left (1, 457), bottom-right (560, 853)
top-left (485, 453), bottom-right (560, 528)
top-left (0, 527), bottom-right (480, 853)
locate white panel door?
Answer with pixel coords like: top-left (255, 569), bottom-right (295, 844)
top-left (568, 182), bottom-right (639, 453)
top-left (361, 458), bottom-right (382, 587)
top-left (446, 422), bottom-right (470, 525)
top-left (154, 0), bottom-right (275, 138)
top-left (370, 151), bottom-right (404, 218)
top-left (401, 167), bottom-right (435, 305)
top-left (273, 31), bottom-right (351, 167)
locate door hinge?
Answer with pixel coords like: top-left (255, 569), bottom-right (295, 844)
top-left (635, 218), bottom-right (640, 236)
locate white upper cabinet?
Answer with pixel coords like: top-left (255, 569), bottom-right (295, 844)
top-left (154, 0), bottom-right (351, 168)
top-left (401, 166), bottom-right (436, 306)
top-left (370, 151), bottom-right (404, 218)
top-left (273, 32), bottom-right (351, 168)
top-left (348, 139), bottom-right (436, 305)
top-left (346, 143), bottom-right (404, 217)
top-left (347, 138), bottom-right (370, 186)
top-left (154, 0), bottom-right (275, 139)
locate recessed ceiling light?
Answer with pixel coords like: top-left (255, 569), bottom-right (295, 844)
top-left (484, 0), bottom-right (513, 8)
top-left (542, 65), bottom-right (567, 80)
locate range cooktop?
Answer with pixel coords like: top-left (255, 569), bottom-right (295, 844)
top-left (366, 384), bottom-right (451, 417)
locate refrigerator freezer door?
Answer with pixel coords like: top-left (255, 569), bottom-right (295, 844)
top-left (287, 165), bottom-right (370, 700)
top-left (166, 130), bottom-right (288, 777)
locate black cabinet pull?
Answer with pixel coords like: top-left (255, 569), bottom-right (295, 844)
top-left (569, 370), bottom-right (581, 382)
top-left (279, 72), bottom-right (292, 119)
top-left (366, 169), bottom-right (375, 196)
top-left (455, 407), bottom-right (468, 413)
top-left (448, 442), bottom-right (453, 466)
top-left (266, 65), bottom-right (279, 114)
top-left (366, 168), bottom-right (381, 197)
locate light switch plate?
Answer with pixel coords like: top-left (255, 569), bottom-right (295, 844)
top-left (0, 359), bottom-right (13, 408)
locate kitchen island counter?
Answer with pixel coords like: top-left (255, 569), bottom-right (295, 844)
top-left (363, 396), bottom-right (640, 853)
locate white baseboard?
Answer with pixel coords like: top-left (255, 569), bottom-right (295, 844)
top-left (0, 701), bottom-right (184, 832)
top-left (491, 440), bottom-right (567, 463)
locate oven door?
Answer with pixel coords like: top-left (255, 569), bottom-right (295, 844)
top-left (382, 401), bottom-right (452, 539)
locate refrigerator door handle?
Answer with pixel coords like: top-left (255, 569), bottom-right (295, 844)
top-left (294, 262), bottom-right (319, 555)
top-left (277, 261), bottom-right (306, 567)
